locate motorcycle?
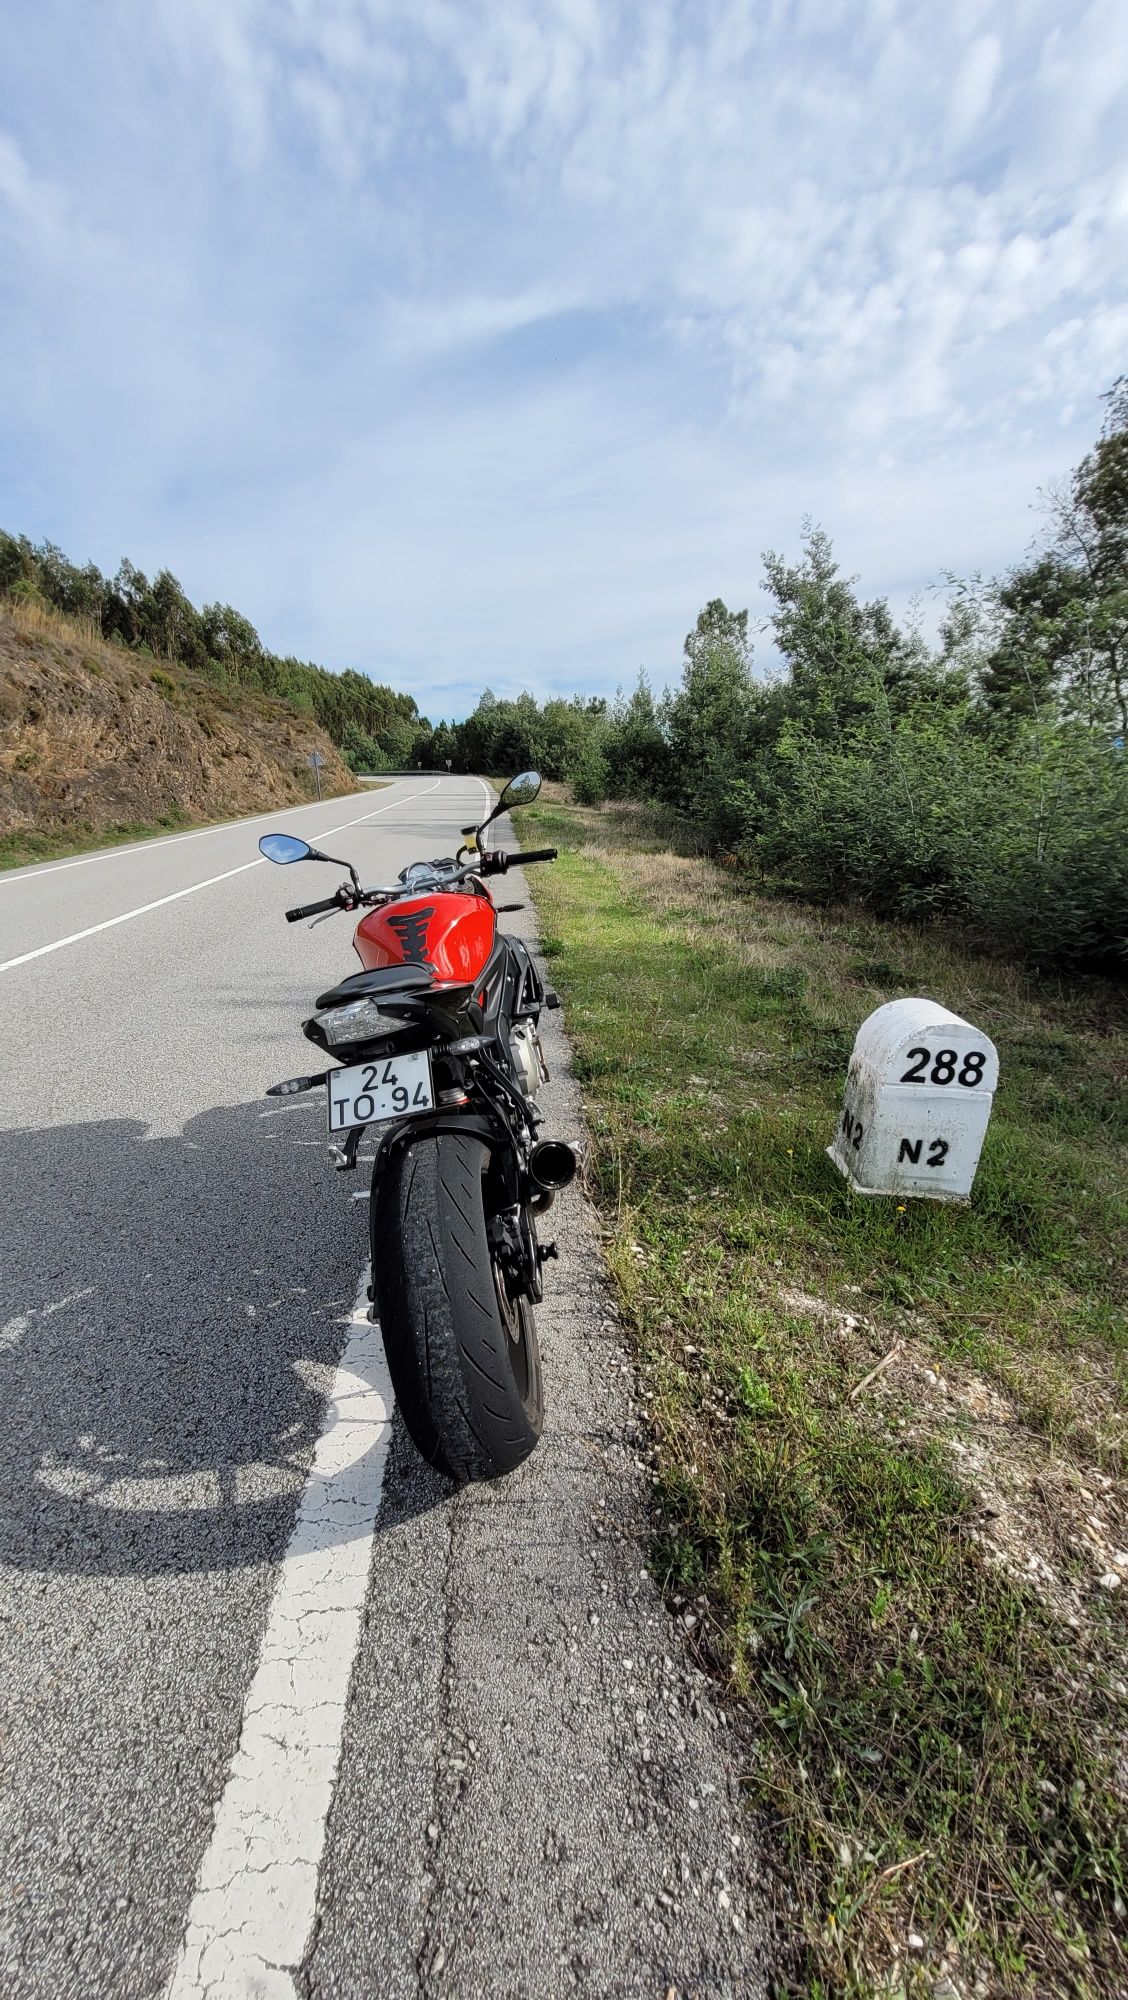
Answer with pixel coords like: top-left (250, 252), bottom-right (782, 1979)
top-left (258, 772), bottom-right (576, 1482)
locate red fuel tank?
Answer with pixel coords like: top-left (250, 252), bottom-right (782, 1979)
top-left (354, 891), bottom-right (497, 984)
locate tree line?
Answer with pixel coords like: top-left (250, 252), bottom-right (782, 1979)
top-left (0, 534), bottom-right (423, 767)
top-left (435, 382), bottom-right (1128, 971)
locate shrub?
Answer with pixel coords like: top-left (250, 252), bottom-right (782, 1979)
top-left (570, 742), bottom-right (610, 806)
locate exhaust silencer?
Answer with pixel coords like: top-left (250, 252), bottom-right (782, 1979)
top-left (529, 1139), bottom-right (580, 1191)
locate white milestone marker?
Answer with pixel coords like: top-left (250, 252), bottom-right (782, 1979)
top-left (829, 998), bottom-right (999, 1202)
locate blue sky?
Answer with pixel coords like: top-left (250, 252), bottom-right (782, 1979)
top-left (2, 1), bottom-right (1126, 721)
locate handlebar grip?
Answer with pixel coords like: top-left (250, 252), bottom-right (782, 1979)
top-left (479, 847), bottom-right (559, 876)
top-left (286, 895), bottom-right (341, 922)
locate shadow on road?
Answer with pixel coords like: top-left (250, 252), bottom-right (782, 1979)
top-left (0, 1097), bottom-right (450, 1578)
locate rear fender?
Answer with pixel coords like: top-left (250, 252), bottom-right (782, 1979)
top-left (368, 1109), bottom-right (517, 1190)
top-left (302, 983), bottom-right (477, 1057)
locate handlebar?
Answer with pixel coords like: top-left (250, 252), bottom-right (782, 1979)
top-left (286, 893), bottom-right (346, 923)
top-left (283, 848), bottom-right (557, 921)
top-left (480, 847), bottom-right (558, 874)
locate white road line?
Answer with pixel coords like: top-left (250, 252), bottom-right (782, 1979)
top-left (0, 791), bottom-right (386, 886)
top-left (0, 781), bottom-right (443, 975)
top-left (165, 1263), bottom-right (394, 2000)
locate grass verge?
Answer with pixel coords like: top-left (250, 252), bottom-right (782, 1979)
top-left (523, 796), bottom-right (1127, 1999)
top-left (0, 786), bottom-right (382, 873)
top-left (0, 810), bottom-right (198, 871)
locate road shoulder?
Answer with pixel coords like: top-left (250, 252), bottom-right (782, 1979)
top-left (306, 868), bottom-right (773, 1999)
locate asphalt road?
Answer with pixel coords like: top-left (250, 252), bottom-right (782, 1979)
top-left (0, 777), bottom-right (769, 1999)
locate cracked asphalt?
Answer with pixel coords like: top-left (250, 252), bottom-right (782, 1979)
top-left (0, 777), bottom-right (770, 1998)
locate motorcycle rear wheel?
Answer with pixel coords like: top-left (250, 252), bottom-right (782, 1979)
top-left (371, 1131), bottom-right (544, 1482)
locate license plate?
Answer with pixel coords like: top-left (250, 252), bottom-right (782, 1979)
top-left (325, 1050), bottom-right (434, 1133)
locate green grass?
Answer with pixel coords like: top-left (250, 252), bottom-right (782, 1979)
top-left (0, 783), bottom-right (377, 873)
top-left (524, 799), bottom-right (1128, 1999)
top-left (0, 810), bottom-right (198, 871)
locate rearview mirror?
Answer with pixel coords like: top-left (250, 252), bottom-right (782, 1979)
top-left (499, 770), bottom-right (541, 811)
top-left (462, 769), bottom-right (544, 850)
top-left (259, 833), bottom-right (313, 864)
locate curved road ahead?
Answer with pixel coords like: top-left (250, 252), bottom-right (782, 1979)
top-left (0, 778), bottom-right (767, 1999)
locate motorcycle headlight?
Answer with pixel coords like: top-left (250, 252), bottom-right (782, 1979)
top-left (313, 999), bottom-right (405, 1047)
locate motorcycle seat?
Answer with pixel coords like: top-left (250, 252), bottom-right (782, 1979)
top-left (315, 965), bottom-right (434, 1009)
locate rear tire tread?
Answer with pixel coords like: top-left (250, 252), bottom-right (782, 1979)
top-left (371, 1133), bottom-right (543, 1482)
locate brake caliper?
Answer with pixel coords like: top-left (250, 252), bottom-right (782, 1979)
top-left (486, 1203), bottom-right (542, 1303)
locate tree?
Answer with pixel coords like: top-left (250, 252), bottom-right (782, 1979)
top-left (662, 599), bottom-right (757, 841)
top-left (377, 715), bottom-right (420, 766)
top-left (762, 523), bottom-right (949, 738)
top-left (604, 671), bottom-right (670, 798)
top-left (983, 379), bottom-right (1128, 733)
top-left (200, 602), bottom-right (265, 674)
top-left (570, 740), bottom-right (610, 805)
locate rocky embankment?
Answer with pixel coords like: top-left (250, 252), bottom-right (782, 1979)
top-left (0, 604), bottom-right (355, 846)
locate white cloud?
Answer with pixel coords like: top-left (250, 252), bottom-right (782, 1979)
top-left (0, 0), bottom-right (1126, 715)
top-left (380, 286), bottom-right (583, 360)
top-left (0, 132), bottom-right (107, 269)
top-left (948, 31), bottom-right (1002, 141)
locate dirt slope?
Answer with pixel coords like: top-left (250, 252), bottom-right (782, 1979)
top-left (0, 604), bottom-right (355, 842)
